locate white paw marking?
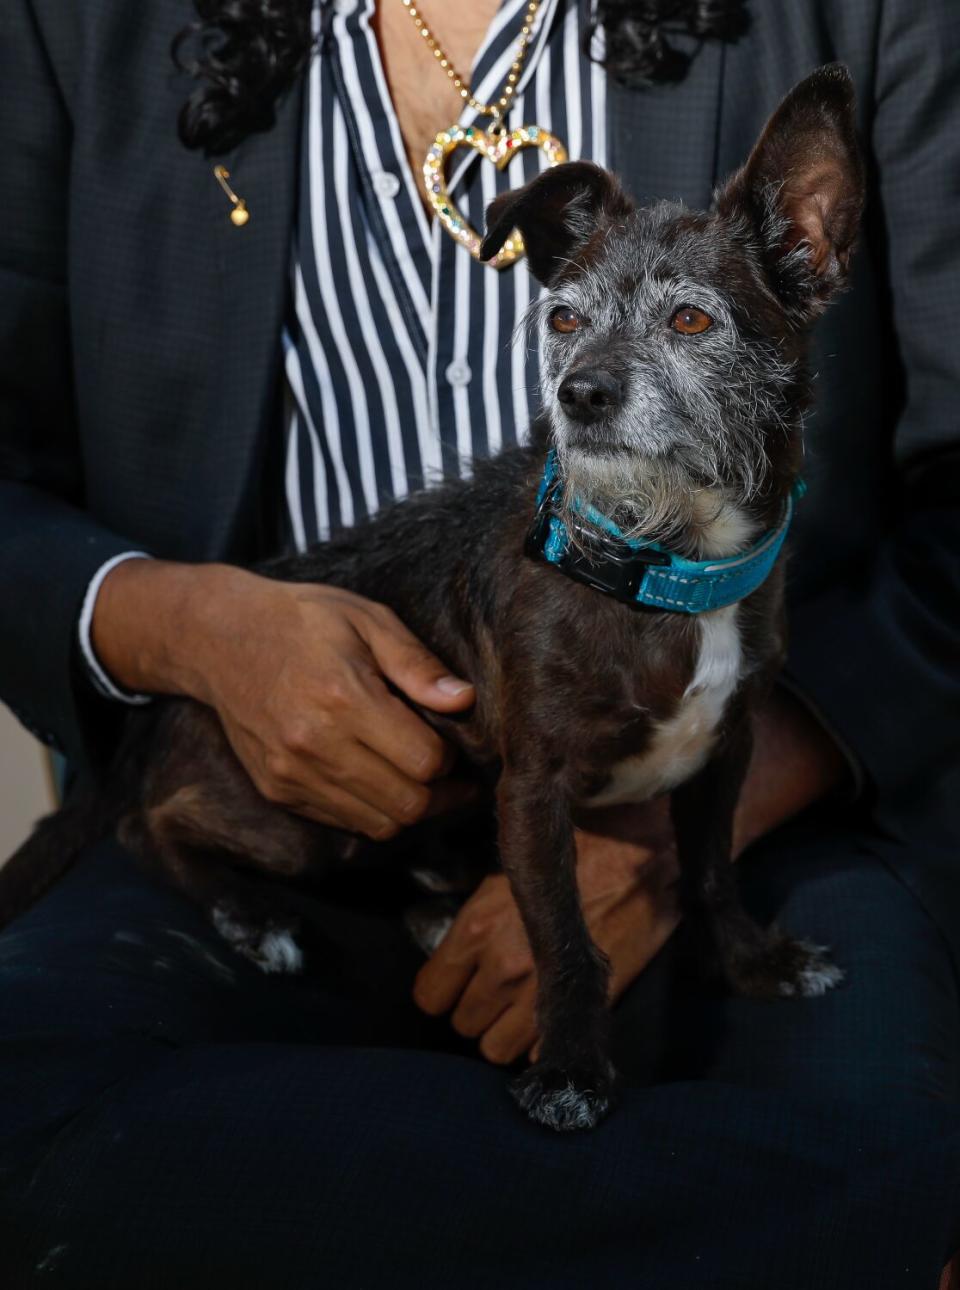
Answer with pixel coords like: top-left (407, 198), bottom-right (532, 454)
top-left (512, 1067), bottom-right (614, 1132)
top-left (781, 942), bottom-right (845, 998)
top-left (797, 960), bottom-right (845, 997)
top-left (537, 1083), bottom-right (609, 1132)
top-left (212, 905), bottom-right (303, 975)
top-left (256, 929), bottom-right (304, 975)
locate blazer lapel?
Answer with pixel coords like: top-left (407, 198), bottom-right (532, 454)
top-left (607, 41), bottom-right (727, 211)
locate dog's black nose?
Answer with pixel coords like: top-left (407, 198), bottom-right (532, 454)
top-left (556, 369), bottom-right (622, 422)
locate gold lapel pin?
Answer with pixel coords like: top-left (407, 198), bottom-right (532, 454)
top-left (213, 165), bottom-right (250, 227)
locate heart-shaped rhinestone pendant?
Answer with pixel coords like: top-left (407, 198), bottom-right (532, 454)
top-left (424, 124), bottom-right (568, 270)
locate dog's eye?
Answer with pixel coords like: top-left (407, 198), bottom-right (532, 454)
top-left (670, 306), bottom-right (713, 335)
top-left (550, 306), bottom-right (582, 334)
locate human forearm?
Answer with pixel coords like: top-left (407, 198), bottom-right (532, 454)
top-left (732, 685), bottom-right (849, 857)
top-left (91, 557), bottom-right (254, 702)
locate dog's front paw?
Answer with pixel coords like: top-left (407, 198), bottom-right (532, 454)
top-left (510, 1058), bottom-right (617, 1132)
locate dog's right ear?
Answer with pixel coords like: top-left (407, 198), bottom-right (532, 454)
top-left (480, 161), bottom-right (633, 284)
top-left (716, 63), bottom-right (864, 321)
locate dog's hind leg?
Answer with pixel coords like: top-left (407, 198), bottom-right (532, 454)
top-left (496, 764), bottom-right (616, 1132)
top-left (670, 722), bottom-right (843, 1000)
top-left (122, 783), bottom-right (326, 974)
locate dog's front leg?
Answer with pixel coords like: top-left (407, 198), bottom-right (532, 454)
top-left (671, 720), bottom-right (842, 1000)
top-left (496, 763), bottom-right (616, 1131)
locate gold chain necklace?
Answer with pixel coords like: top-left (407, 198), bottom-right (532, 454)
top-left (400, 0), bottom-right (568, 269)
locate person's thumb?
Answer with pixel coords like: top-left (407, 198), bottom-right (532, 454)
top-left (367, 613), bottom-right (475, 712)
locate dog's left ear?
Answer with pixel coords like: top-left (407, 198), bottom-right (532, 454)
top-left (716, 63), bottom-right (865, 319)
top-left (480, 161), bottom-right (633, 284)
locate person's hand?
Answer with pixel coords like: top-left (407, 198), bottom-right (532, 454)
top-left (733, 685), bottom-right (849, 855)
top-left (413, 686), bottom-right (850, 1062)
top-left (413, 800), bottom-right (681, 1063)
top-left (92, 560), bottom-right (476, 838)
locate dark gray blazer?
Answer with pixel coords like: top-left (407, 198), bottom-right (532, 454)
top-left (1, 2), bottom-right (958, 944)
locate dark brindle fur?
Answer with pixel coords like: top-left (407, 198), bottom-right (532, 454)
top-left (0, 66), bottom-right (864, 1131)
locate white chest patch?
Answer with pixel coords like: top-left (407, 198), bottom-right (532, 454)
top-left (584, 605), bottom-right (744, 808)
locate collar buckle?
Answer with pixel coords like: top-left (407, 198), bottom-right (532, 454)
top-left (525, 481), bottom-right (669, 606)
top-left (551, 535), bottom-right (668, 603)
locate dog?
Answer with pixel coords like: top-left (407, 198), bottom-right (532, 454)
top-left (0, 65), bottom-right (863, 1131)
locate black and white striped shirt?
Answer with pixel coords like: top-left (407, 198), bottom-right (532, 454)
top-left (81, 0), bottom-right (605, 696)
top-left (282, 0), bottom-right (606, 548)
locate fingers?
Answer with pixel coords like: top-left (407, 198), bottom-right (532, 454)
top-left (412, 932), bottom-right (478, 1017)
top-left (413, 875), bottom-right (534, 1037)
top-left (415, 942), bottom-right (537, 1064)
top-left (285, 785), bottom-right (397, 840)
top-left (450, 966), bottom-right (521, 1039)
top-left (285, 770), bottom-right (478, 840)
top-left (353, 685), bottom-right (456, 783)
top-left (361, 607), bottom-right (475, 713)
top-left (332, 741), bottom-right (435, 829)
top-left (351, 686), bottom-right (481, 816)
top-left (448, 922), bottom-right (533, 1036)
top-left (257, 681), bottom-right (476, 836)
top-left (413, 876), bottom-right (503, 1014)
top-left (316, 761), bottom-right (477, 836)
top-left (477, 985), bottom-right (539, 1066)
top-left (409, 868), bottom-right (539, 1067)
top-left (474, 902), bottom-right (680, 1066)
top-left (253, 735), bottom-right (437, 840)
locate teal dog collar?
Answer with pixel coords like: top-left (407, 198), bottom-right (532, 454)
top-left (525, 451), bottom-right (803, 614)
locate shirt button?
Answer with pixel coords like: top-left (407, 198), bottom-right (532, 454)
top-left (372, 171), bottom-right (401, 200)
top-left (446, 360), bottom-right (472, 387)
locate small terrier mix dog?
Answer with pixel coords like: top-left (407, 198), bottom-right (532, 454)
top-left (1, 66), bottom-right (863, 1131)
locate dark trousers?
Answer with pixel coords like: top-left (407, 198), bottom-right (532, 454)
top-left (1, 817), bottom-right (959, 1289)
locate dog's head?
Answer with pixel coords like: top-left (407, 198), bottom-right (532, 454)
top-left (481, 64), bottom-right (863, 523)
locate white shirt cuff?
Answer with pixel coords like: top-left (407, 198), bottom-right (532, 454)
top-left (78, 552), bottom-right (154, 705)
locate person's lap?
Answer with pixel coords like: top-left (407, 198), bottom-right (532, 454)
top-left (615, 816), bottom-right (960, 1102)
top-left (1, 814), bottom-right (959, 1289)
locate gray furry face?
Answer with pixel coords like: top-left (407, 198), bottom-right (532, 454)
top-left (532, 204), bottom-right (800, 527)
top-left (481, 68), bottom-right (864, 541)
